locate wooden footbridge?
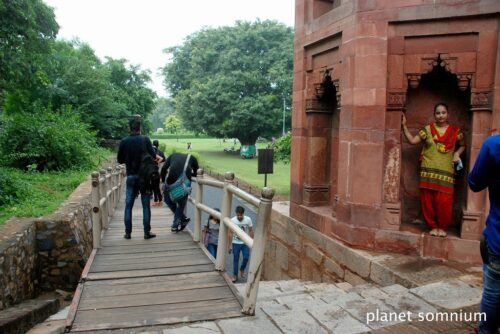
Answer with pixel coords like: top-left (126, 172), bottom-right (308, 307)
top-left (66, 167), bottom-right (274, 332)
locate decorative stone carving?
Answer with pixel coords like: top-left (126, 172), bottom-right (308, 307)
top-left (461, 211), bottom-right (484, 240)
top-left (456, 73), bottom-right (472, 91)
top-left (470, 91), bottom-right (492, 111)
top-left (387, 92), bottom-right (406, 111)
top-left (381, 203), bottom-right (401, 231)
top-left (439, 55), bottom-right (458, 73)
top-left (421, 57), bottom-right (438, 74)
top-left (303, 184), bottom-right (330, 206)
top-left (407, 74), bottom-right (421, 89)
top-left (305, 98), bottom-right (332, 113)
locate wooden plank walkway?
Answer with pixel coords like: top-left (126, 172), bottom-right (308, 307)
top-left (68, 197), bottom-right (244, 332)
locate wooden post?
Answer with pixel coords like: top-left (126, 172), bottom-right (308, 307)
top-left (91, 172), bottom-right (102, 249)
top-left (242, 187), bottom-right (275, 315)
top-left (107, 167), bottom-right (114, 216)
top-left (99, 169), bottom-right (109, 229)
top-left (118, 165), bottom-right (126, 201)
top-left (216, 172), bottom-right (234, 271)
top-left (194, 168), bottom-right (204, 242)
top-left (112, 166), bottom-right (118, 207)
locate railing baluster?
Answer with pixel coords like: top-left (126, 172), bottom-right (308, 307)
top-left (91, 172), bottom-right (102, 249)
top-left (216, 172), bottom-right (234, 271)
top-left (107, 167), bottom-right (114, 217)
top-left (194, 169), bottom-right (204, 242)
top-left (242, 187), bottom-right (275, 315)
top-left (99, 169), bottom-right (109, 229)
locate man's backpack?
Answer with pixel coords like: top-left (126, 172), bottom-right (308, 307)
top-left (137, 138), bottom-right (159, 195)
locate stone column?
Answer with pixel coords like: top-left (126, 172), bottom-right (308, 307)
top-left (462, 90), bottom-right (492, 240)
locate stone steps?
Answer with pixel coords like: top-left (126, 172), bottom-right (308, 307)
top-left (0, 297), bottom-right (59, 334)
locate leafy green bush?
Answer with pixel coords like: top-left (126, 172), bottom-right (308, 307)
top-left (0, 106), bottom-right (103, 171)
top-left (0, 168), bottom-right (28, 206)
top-left (272, 133), bottom-right (291, 164)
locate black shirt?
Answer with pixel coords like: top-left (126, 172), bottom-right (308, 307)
top-left (117, 134), bottom-right (156, 175)
top-left (161, 153), bottom-right (199, 185)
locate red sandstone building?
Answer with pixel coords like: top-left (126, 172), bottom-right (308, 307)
top-left (290, 0), bottom-right (500, 263)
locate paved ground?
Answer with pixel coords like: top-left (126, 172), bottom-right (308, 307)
top-left (32, 276), bottom-right (482, 333)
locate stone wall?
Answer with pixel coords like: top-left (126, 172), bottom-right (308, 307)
top-left (264, 201), bottom-right (369, 285)
top-left (0, 176), bottom-right (94, 310)
top-left (0, 219), bottom-right (37, 309)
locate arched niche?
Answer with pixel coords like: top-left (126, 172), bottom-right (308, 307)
top-left (401, 62), bottom-right (471, 233)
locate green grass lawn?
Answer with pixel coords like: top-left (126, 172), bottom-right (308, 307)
top-left (159, 138), bottom-right (291, 197)
top-left (0, 168), bottom-right (90, 224)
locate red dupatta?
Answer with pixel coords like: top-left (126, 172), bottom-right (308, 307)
top-left (429, 123), bottom-right (459, 153)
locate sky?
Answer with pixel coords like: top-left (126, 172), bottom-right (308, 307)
top-left (44, 0), bottom-right (295, 97)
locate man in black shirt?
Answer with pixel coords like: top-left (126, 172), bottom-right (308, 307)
top-left (117, 116), bottom-right (160, 239)
top-left (160, 153), bottom-right (199, 232)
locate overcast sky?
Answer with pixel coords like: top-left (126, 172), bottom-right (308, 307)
top-left (44, 0), bottom-right (295, 97)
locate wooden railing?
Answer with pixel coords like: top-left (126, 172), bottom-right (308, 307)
top-left (90, 165), bottom-right (126, 249)
top-left (191, 169), bottom-right (274, 316)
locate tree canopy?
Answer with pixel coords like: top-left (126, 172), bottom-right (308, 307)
top-left (162, 20), bottom-right (293, 145)
top-left (0, 0), bottom-right (158, 173)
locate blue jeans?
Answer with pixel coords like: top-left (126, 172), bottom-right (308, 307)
top-left (163, 189), bottom-right (188, 228)
top-left (479, 255), bottom-right (500, 334)
top-left (207, 243), bottom-right (218, 258)
top-left (232, 243), bottom-right (250, 276)
top-left (124, 175), bottom-right (151, 234)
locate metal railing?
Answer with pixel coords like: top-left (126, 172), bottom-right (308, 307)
top-left (90, 165), bottom-right (126, 249)
top-left (191, 169), bottom-right (274, 315)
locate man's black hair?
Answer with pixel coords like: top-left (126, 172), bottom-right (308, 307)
top-left (129, 115), bottom-right (142, 133)
top-left (235, 206), bottom-right (245, 214)
top-left (153, 139), bottom-right (159, 147)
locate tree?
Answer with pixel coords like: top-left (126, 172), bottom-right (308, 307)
top-left (164, 115), bottom-right (181, 134)
top-left (0, 0), bottom-right (58, 107)
top-left (162, 20), bottom-right (293, 145)
top-left (149, 97), bottom-right (175, 131)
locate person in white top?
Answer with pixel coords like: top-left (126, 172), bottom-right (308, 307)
top-left (228, 206), bottom-right (254, 282)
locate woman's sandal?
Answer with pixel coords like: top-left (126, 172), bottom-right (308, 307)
top-left (430, 229), bottom-right (439, 236)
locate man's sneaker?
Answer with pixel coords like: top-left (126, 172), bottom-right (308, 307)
top-left (144, 232), bottom-right (156, 239)
top-left (124, 233), bottom-right (131, 239)
top-left (171, 226), bottom-right (179, 233)
top-left (181, 217), bottom-right (190, 223)
top-left (178, 219), bottom-right (189, 232)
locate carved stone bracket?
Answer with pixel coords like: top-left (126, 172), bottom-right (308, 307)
top-left (471, 91), bottom-right (492, 112)
top-left (407, 74), bottom-right (421, 89)
top-left (457, 73), bottom-right (473, 91)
